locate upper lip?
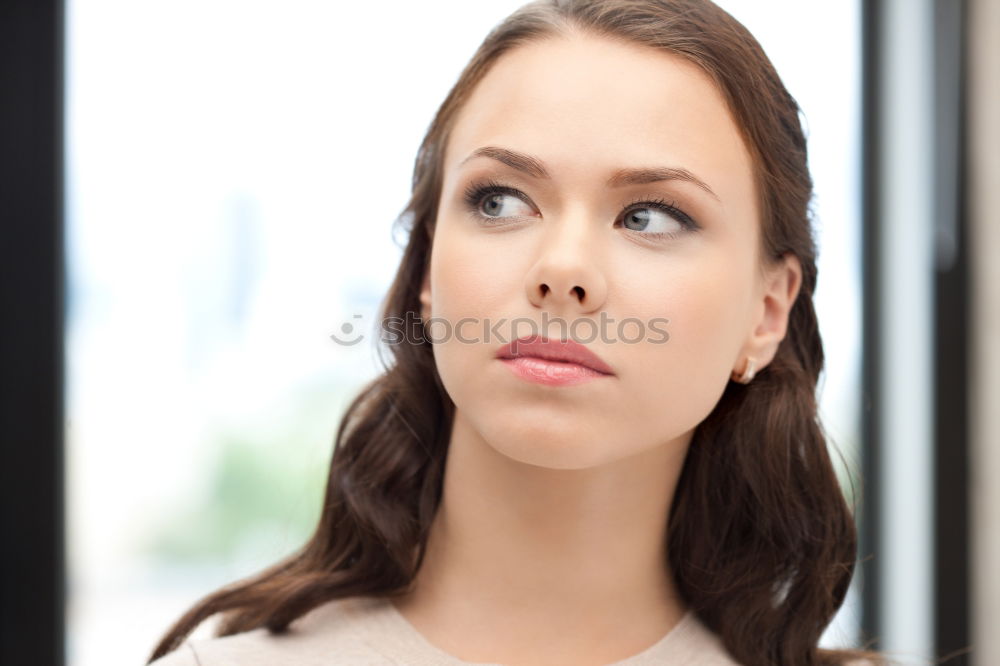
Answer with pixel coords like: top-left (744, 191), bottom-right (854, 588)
top-left (495, 335), bottom-right (615, 375)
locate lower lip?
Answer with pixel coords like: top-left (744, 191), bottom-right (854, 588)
top-left (499, 357), bottom-right (612, 386)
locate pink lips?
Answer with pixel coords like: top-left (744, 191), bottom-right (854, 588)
top-left (495, 335), bottom-right (615, 386)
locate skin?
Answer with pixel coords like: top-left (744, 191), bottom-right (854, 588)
top-left (395, 30), bottom-right (802, 666)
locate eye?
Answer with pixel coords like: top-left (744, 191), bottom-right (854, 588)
top-left (617, 199), bottom-right (698, 240)
top-left (621, 206), bottom-right (683, 235)
top-left (463, 180), bottom-right (536, 221)
top-left (480, 192), bottom-right (535, 218)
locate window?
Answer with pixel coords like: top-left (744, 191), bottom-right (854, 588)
top-left (63, 2), bottom-right (865, 663)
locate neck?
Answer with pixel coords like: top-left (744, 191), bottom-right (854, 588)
top-left (393, 409), bottom-right (692, 658)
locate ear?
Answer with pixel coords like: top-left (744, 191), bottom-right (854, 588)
top-left (738, 252), bottom-right (803, 373)
top-left (419, 269), bottom-right (432, 320)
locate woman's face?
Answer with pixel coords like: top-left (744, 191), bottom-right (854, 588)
top-left (421, 32), bottom-right (791, 470)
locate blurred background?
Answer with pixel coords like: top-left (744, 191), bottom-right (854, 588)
top-left (0, 1), bottom-right (995, 665)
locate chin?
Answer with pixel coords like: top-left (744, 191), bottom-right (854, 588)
top-left (479, 419), bottom-right (630, 470)
top-left (493, 441), bottom-right (614, 470)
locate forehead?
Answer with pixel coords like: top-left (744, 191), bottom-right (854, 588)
top-left (444, 32), bottom-right (755, 207)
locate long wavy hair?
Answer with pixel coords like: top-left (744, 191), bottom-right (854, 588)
top-left (149, 1), bottom-right (888, 665)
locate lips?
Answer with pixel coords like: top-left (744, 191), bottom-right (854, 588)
top-left (494, 335), bottom-right (615, 375)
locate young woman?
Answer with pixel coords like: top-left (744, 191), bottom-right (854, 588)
top-left (148, 1), bottom-right (887, 664)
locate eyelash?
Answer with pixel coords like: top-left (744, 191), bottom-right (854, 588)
top-left (461, 179), bottom-right (699, 240)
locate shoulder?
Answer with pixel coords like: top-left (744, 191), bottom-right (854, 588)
top-left (673, 613), bottom-right (881, 666)
top-left (148, 597), bottom-right (395, 666)
top-left (628, 610), bottom-right (743, 666)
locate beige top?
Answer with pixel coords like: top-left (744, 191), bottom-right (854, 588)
top-left (149, 595), bottom-right (744, 665)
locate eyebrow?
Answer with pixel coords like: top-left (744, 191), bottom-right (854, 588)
top-left (459, 146), bottom-right (721, 202)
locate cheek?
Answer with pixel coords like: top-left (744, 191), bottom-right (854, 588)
top-left (425, 225), bottom-right (515, 397)
top-left (428, 224), bottom-right (518, 324)
top-left (614, 256), bottom-right (750, 432)
top-left (615, 245), bottom-right (748, 358)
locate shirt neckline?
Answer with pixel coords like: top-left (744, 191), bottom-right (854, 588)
top-left (367, 597), bottom-right (697, 665)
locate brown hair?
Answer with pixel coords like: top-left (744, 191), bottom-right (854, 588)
top-left (149, 1), bottom-right (889, 664)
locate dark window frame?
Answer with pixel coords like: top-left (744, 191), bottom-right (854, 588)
top-left (0, 1), bottom-right (66, 665)
top-left (859, 0), bottom-right (971, 663)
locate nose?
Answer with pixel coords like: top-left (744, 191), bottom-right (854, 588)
top-left (524, 212), bottom-right (608, 317)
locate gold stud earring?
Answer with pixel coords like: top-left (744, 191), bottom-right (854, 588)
top-left (732, 356), bottom-right (756, 384)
